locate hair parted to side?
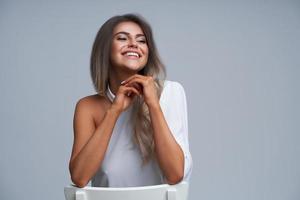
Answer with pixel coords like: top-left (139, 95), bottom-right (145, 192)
top-left (90, 13), bottom-right (166, 164)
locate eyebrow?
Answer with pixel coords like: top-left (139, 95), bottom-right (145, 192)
top-left (114, 31), bottom-right (145, 38)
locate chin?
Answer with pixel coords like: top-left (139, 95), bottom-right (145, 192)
top-left (123, 64), bottom-right (145, 72)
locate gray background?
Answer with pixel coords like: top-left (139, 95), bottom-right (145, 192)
top-left (0, 0), bottom-right (299, 200)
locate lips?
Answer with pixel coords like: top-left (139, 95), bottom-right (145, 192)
top-left (122, 50), bottom-right (141, 58)
top-left (125, 52), bottom-right (139, 57)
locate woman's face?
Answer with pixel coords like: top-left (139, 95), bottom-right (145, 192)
top-left (110, 21), bottom-right (149, 73)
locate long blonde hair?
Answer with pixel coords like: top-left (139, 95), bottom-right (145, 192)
top-left (90, 13), bottom-right (166, 164)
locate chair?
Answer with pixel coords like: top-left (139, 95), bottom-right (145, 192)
top-left (64, 181), bottom-right (189, 200)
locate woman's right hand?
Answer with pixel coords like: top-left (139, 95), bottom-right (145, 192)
top-left (110, 84), bottom-right (141, 114)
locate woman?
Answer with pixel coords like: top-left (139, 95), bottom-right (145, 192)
top-left (69, 13), bottom-right (192, 188)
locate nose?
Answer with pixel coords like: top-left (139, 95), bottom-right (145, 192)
top-left (128, 39), bottom-right (138, 48)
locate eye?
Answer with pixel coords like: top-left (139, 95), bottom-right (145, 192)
top-left (138, 40), bottom-right (146, 44)
top-left (117, 37), bottom-right (127, 41)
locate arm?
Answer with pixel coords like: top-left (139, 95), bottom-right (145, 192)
top-left (122, 76), bottom-right (192, 185)
top-left (69, 86), bottom-right (140, 188)
top-left (148, 103), bottom-right (185, 185)
top-left (69, 98), bottom-right (121, 188)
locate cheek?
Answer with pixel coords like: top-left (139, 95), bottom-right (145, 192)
top-left (144, 53), bottom-right (149, 61)
top-left (111, 43), bottom-right (117, 53)
top-left (110, 43), bottom-right (121, 58)
top-left (143, 46), bottom-right (149, 59)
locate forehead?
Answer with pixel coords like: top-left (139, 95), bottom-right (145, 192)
top-left (113, 21), bottom-right (144, 35)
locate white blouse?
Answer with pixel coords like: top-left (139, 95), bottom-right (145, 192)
top-left (91, 80), bottom-right (192, 187)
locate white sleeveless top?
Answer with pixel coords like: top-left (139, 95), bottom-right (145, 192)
top-left (91, 80), bottom-right (192, 187)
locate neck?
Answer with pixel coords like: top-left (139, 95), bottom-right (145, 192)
top-left (108, 68), bottom-right (137, 95)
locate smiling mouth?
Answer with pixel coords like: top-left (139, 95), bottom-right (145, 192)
top-left (122, 51), bottom-right (141, 59)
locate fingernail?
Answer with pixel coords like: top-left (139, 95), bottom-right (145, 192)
top-left (121, 80), bottom-right (126, 85)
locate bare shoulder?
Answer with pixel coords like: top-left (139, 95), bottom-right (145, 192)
top-left (70, 94), bottom-right (108, 163)
top-left (76, 94), bottom-right (102, 108)
top-left (74, 94), bottom-right (110, 127)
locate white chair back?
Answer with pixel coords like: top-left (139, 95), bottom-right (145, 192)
top-left (64, 182), bottom-right (189, 200)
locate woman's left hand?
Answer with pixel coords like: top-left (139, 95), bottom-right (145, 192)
top-left (122, 74), bottom-right (159, 107)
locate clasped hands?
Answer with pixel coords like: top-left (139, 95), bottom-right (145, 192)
top-left (111, 74), bottom-right (160, 113)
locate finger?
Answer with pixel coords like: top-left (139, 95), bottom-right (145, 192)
top-left (124, 77), bottom-right (144, 85)
top-left (121, 74), bottom-right (146, 85)
top-left (126, 82), bottom-right (142, 93)
top-left (125, 78), bottom-right (145, 89)
top-left (123, 86), bottom-right (141, 97)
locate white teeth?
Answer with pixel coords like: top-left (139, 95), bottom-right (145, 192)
top-left (125, 52), bottom-right (139, 57)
